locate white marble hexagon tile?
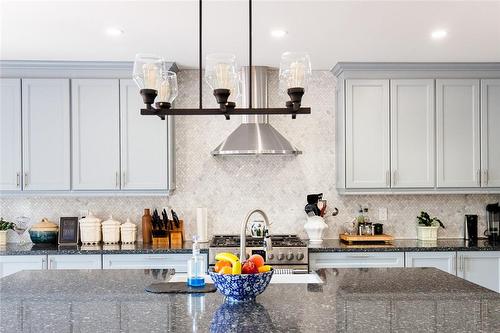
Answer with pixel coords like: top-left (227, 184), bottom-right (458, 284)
top-left (1, 69), bottom-right (499, 242)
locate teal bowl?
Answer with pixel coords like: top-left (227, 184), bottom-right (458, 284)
top-left (29, 230), bottom-right (58, 244)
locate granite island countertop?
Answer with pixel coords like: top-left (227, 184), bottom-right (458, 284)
top-left (1, 268), bottom-right (499, 332)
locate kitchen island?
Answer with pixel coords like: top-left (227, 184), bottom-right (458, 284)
top-left (1, 268), bottom-right (499, 332)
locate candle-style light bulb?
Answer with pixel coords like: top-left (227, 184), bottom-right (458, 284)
top-left (279, 52), bottom-right (311, 91)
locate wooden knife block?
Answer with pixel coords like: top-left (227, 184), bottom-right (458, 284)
top-left (151, 220), bottom-right (184, 248)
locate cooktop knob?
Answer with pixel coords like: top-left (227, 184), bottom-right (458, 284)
top-left (277, 253), bottom-right (285, 261)
top-left (296, 252), bottom-right (304, 260)
top-left (286, 252), bottom-right (294, 261)
top-left (267, 253), bottom-right (274, 260)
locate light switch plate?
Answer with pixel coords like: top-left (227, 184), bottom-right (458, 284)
top-left (378, 208), bottom-right (388, 221)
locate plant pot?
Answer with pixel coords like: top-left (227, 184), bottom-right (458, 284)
top-left (0, 230), bottom-right (8, 246)
top-left (416, 225), bottom-right (439, 241)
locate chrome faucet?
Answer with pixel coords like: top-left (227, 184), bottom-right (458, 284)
top-left (240, 209), bottom-right (272, 261)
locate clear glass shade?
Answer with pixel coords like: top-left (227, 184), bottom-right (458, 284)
top-left (157, 69), bottom-right (178, 103)
top-left (205, 53), bottom-right (240, 101)
top-left (133, 53), bottom-right (163, 90)
top-left (279, 52), bottom-right (312, 90)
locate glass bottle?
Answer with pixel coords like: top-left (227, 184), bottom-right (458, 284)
top-left (187, 236), bottom-right (206, 287)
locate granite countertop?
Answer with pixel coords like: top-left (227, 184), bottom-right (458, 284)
top-left (1, 268), bottom-right (498, 332)
top-left (308, 238), bottom-right (500, 252)
top-left (1, 238), bottom-right (499, 256)
top-left (0, 241), bottom-right (208, 256)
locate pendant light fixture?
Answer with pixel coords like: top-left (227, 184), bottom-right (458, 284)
top-left (134, 0), bottom-right (311, 120)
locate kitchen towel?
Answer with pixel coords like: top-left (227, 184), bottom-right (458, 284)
top-left (197, 207), bottom-right (208, 242)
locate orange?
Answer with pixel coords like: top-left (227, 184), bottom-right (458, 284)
top-left (219, 266), bottom-right (232, 275)
top-left (258, 265), bottom-right (272, 273)
top-left (214, 260), bottom-right (231, 273)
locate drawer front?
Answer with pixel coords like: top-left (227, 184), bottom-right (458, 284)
top-left (310, 252), bottom-right (404, 270)
top-left (102, 254), bottom-right (207, 273)
top-left (405, 251), bottom-right (456, 275)
top-left (0, 255), bottom-right (47, 277)
top-left (48, 255), bottom-right (102, 270)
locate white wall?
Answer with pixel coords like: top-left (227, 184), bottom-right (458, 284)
top-left (1, 70), bottom-right (498, 240)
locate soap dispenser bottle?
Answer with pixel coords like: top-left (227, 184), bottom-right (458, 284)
top-left (187, 236), bottom-right (205, 287)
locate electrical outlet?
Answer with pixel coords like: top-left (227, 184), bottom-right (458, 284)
top-left (378, 208), bottom-right (388, 221)
top-left (79, 209), bottom-right (89, 219)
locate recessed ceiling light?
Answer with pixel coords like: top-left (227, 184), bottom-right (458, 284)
top-left (106, 27), bottom-right (124, 37)
top-left (431, 29), bottom-right (447, 40)
top-left (271, 30), bottom-right (287, 38)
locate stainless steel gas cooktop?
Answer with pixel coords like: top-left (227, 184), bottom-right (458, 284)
top-left (209, 235), bottom-right (308, 270)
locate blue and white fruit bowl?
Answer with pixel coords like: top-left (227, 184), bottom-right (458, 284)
top-left (208, 269), bottom-right (274, 303)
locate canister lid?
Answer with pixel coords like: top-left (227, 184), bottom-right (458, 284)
top-left (102, 215), bottom-right (121, 226)
top-left (79, 212), bottom-right (102, 225)
top-left (121, 218), bottom-right (137, 229)
top-left (31, 218), bottom-right (59, 232)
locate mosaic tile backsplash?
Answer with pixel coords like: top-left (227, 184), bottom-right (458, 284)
top-left (1, 70), bottom-right (499, 241)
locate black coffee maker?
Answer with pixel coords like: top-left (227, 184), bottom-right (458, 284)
top-left (464, 215), bottom-right (478, 242)
top-left (486, 203), bottom-right (500, 243)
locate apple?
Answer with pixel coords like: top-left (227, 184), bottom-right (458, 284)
top-left (241, 260), bottom-right (258, 274)
top-left (248, 254), bottom-right (265, 268)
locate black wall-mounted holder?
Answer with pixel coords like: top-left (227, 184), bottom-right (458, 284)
top-left (140, 89), bottom-right (158, 109)
top-left (287, 87), bottom-right (305, 119)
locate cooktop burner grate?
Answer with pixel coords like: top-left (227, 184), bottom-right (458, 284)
top-left (210, 234), bottom-right (307, 248)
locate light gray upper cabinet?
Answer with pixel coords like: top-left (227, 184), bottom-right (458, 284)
top-left (481, 79), bottom-right (500, 188)
top-left (0, 78), bottom-right (22, 191)
top-left (72, 79), bottom-right (120, 190)
top-left (119, 79), bottom-right (168, 190)
top-left (436, 79), bottom-right (480, 188)
top-left (345, 79), bottom-right (390, 188)
top-left (22, 79), bottom-right (70, 190)
top-left (390, 79), bottom-right (435, 188)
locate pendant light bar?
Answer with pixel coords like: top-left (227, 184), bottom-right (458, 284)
top-left (136, 0), bottom-right (311, 120)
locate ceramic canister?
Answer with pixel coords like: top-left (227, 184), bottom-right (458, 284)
top-left (79, 212), bottom-right (102, 245)
top-left (120, 218), bottom-right (137, 244)
top-left (29, 218), bottom-right (59, 244)
top-left (304, 216), bottom-right (328, 244)
top-left (102, 215), bottom-right (121, 244)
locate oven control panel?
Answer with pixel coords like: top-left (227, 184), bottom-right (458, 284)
top-left (209, 247), bottom-right (308, 266)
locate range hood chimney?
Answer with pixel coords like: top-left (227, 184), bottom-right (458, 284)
top-left (211, 66), bottom-right (302, 156)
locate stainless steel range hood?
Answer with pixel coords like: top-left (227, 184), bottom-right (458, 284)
top-left (211, 66), bottom-right (302, 156)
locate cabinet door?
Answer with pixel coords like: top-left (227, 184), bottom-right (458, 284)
top-left (309, 252), bottom-right (404, 270)
top-left (72, 79), bottom-right (120, 190)
top-left (119, 79), bottom-right (168, 190)
top-left (457, 251), bottom-right (500, 292)
top-left (47, 254), bottom-right (102, 270)
top-left (390, 79), bottom-right (435, 188)
top-left (405, 251), bottom-right (456, 275)
top-left (345, 79), bottom-right (390, 188)
top-left (0, 79), bottom-right (22, 191)
top-left (22, 79), bottom-right (70, 190)
top-left (481, 79), bottom-right (500, 187)
top-left (102, 253), bottom-right (206, 273)
top-left (436, 79), bottom-right (480, 187)
top-left (0, 255), bottom-right (46, 277)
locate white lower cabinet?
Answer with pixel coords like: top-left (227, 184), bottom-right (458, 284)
top-left (309, 252), bottom-right (404, 270)
top-left (0, 255), bottom-right (46, 277)
top-left (405, 251), bottom-right (456, 274)
top-left (47, 254), bottom-right (102, 270)
top-left (102, 253), bottom-right (207, 273)
top-left (456, 251), bottom-right (500, 292)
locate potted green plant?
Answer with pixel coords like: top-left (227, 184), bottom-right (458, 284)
top-left (416, 211), bottom-right (445, 241)
top-left (0, 218), bottom-right (15, 246)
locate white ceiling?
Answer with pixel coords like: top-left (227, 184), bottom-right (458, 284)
top-left (1, 0), bottom-right (499, 70)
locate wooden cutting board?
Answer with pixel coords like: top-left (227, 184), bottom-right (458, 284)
top-left (339, 234), bottom-right (394, 245)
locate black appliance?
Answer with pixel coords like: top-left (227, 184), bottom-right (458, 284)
top-left (464, 215), bottom-right (478, 242)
